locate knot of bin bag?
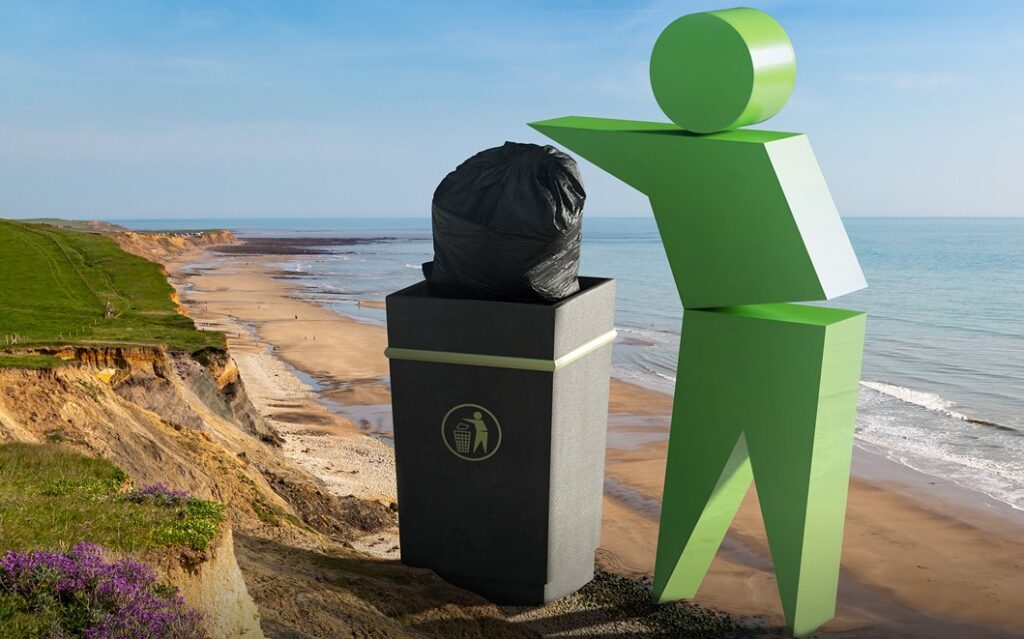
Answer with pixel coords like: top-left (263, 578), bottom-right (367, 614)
top-left (423, 142), bottom-right (586, 303)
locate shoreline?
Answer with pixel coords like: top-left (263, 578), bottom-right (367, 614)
top-left (172, 248), bottom-right (1024, 638)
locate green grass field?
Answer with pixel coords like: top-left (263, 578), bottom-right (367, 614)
top-left (0, 443), bottom-right (224, 553)
top-left (0, 220), bottom-right (223, 362)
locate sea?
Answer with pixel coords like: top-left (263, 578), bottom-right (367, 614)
top-left (121, 216), bottom-right (1024, 511)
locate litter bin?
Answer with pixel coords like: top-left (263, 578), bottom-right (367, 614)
top-left (385, 276), bottom-right (616, 604)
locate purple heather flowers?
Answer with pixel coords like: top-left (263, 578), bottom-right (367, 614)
top-left (0, 542), bottom-right (205, 638)
top-left (126, 483), bottom-right (191, 506)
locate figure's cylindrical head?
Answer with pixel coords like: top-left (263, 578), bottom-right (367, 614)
top-left (650, 7), bottom-right (796, 133)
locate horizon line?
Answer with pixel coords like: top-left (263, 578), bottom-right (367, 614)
top-left (4, 214), bottom-right (1024, 222)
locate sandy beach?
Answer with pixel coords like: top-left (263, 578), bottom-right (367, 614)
top-left (172, 248), bottom-right (1024, 639)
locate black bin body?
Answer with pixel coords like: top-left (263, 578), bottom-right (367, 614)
top-left (385, 277), bottom-right (615, 604)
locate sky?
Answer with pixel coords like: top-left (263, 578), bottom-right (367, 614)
top-left (1, 0), bottom-right (1022, 219)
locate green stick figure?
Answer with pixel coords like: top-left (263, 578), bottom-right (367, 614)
top-left (531, 8), bottom-right (867, 636)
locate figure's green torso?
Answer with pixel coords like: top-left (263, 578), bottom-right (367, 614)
top-left (531, 116), bottom-right (865, 308)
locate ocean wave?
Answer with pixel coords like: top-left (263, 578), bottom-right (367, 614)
top-left (854, 414), bottom-right (1024, 512)
top-left (633, 348), bottom-right (677, 378)
top-left (614, 324), bottom-right (680, 341)
top-left (645, 368), bottom-right (676, 384)
top-left (861, 381), bottom-right (969, 419)
top-left (613, 348), bottom-right (677, 389)
top-left (861, 381), bottom-right (1014, 432)
top-left (614, 334), bottom-right (656, 347)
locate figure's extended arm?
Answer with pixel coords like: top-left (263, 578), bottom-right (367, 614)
top-left (531, 116), bottom-right (865, 307)
top-left (529, 116), bottom-right (796, 195)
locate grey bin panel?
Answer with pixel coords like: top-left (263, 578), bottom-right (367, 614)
top-left (386, 277), bottom-right (615, 604)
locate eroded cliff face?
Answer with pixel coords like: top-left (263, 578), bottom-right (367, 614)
top-left (149, 528), bottom-right (264, 639)
top-left (112, 229), bottom-right (239, 266)
top-left (13, 346), bottom-right (281, 444)
top-left (0, 347), bottom-right (389, 540)
top-left (0, 347), bottom-right (395, 637)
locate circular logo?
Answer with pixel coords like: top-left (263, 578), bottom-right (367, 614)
top-left (441, 403), bottom-right (502, 461)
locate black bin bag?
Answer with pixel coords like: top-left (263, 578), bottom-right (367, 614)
top-left (423, 142), bottom-right (586, 302)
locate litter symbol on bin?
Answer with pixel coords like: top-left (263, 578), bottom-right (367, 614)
top-left (442, 403), bottom-right (502, 461)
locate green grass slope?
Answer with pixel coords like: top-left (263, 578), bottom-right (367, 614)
top-left (16, 218), bottom-right (128, 234)
top-left (0, 443), bottom-right (224, 553)
top-left (0, 220), bottom-right (223, 358)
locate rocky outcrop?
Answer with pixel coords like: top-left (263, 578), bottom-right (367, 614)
top-left (151, 528), bottom-right (264, 639)
top-left (43, 345), bottom-right (164, 373)
top-left (190, 349), bottom-right (282, 444)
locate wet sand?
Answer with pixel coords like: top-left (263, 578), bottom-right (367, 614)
top-left (175, 251), bottom-right (1024, 639)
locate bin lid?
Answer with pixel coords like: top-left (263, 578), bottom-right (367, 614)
top-left (385, 276), bottom-right (615, 366)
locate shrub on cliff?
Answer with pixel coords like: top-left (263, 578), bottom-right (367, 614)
top-left (0, 542), bottom-right (205, 639)
top-left (127, 484), bottom-right (226, 551)
top-left (126, 484), bottom-right (191, 507)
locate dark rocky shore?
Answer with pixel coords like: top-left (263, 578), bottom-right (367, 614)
top-left (212, 236), bottom-right (396, 255)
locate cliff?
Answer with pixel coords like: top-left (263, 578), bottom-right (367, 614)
top-left (0, 347), bottom-right (388, 543)
top-left (112, 229), bottom-right (240, 266)
top-left (149, 527), bottom-right (264, 639)
top-left (0, 346), bottom-right (397, 636)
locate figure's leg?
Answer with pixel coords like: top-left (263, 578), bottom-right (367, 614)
top-left (652, 314), bottom-right (752, 603)
top-left (653, 304), bottom-right (865, 637)
top-left (652, 427), bottom-right (752, 602)
top-left (743, 308), bottom-right (866, 636)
